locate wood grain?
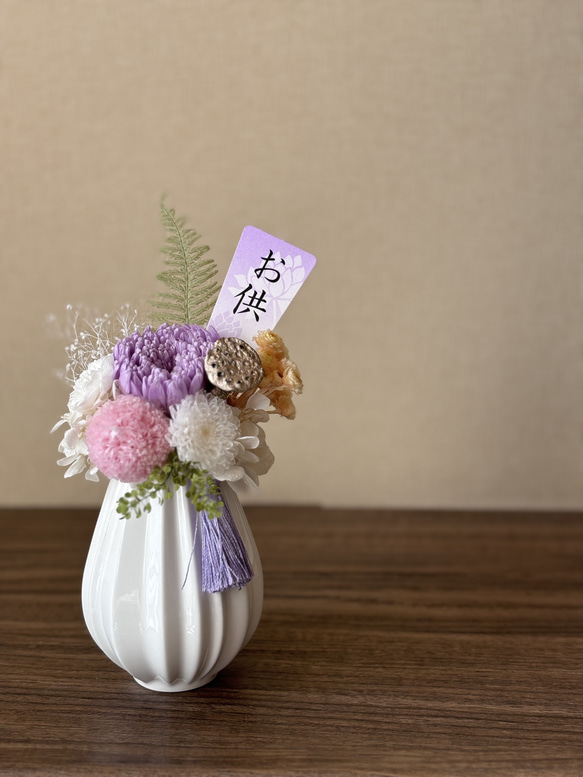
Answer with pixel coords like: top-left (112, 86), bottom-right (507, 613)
top-left (1, 506), bottom-right (582, 776)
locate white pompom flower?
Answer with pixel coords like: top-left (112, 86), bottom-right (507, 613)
top-left (168, 392), bottom-right (265, 483)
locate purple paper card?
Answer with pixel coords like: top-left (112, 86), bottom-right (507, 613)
top-left (208, 226), bottom-right (316, 342)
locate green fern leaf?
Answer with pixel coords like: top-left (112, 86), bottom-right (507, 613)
top-left (149, 202), bottom-right (220, 326)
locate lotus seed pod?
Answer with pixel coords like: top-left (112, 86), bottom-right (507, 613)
top-left (204, 337), bottom-right (264, 393)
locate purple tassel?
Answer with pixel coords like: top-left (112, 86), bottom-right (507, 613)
top-left (200, 499), bottom-right (254, 593)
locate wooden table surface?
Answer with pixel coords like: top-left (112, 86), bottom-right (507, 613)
top-left (1, 505), bottom-right (583, 777)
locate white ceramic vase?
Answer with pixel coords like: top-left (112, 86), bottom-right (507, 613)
top-left (81, 478), bottom-right (263, 692)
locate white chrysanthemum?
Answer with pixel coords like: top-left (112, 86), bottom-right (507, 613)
top-left (169, 392), bottom-right (261, 482)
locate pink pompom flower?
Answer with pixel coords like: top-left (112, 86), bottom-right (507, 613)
top-left (86, 395), bottom-right (172, 483)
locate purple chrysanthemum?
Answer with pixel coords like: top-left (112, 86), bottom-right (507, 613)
top-left (113, 323), bottom-right (218, 412)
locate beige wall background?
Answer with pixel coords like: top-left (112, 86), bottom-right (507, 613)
top-left (1, 0), bottom-right (582, 509)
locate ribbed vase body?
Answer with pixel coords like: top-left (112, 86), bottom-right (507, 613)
top-left (81, 479), bottom-right (263, 692)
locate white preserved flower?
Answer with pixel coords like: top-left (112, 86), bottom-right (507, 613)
top-left (68, 354), bottom-right (114, 414)
top-left (233, 391), bottom-right (274, 484)
top-left (168, 392), bottom-right (266, 483)
top-left (241, 390), bottom-right (271, 422)
top-left (52, 355), bottom-right (114, 481)
top-left (237, 423), bottom-right (274, 485)
top-left (52, 411), bottom-right (99, 481)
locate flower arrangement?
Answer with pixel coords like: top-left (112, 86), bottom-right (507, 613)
top-left (53, 203), bottom-right (305, 531)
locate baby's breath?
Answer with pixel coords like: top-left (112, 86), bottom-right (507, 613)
top-left (57, 304), bottom-right (144, 384)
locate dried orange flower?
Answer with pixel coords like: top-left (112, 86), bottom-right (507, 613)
top-left (227, 330), bottom-right (302, 419)
top-left (254, 330), bottom-right (289, 361)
